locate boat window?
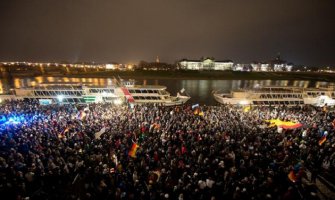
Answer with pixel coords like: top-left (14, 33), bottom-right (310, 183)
top-left (267, 94), bottom-right (271, 98)
top-left (133, 96), bottom-right (139, 100)
top-left (135, 90), bottom-right (141, 93)
top-left (141, 90), bottom-right (148, 93)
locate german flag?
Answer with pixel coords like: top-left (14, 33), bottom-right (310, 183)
top-left (128, 143), bottom-right (139, 158)
top-left (265, 119), bottom-right (302, 129)
top-left (194, 108), bottom-right (199, 115)
top-left (288, 170), bottom-right (297, 183)
top-left (318, 135), bottom-right (327, 146)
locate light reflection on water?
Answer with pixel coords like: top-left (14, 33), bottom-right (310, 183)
top-left (0, 76), bottom-right (332, 105)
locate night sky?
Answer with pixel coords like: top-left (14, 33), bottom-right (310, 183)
top-left (0, 0), bottom-right (334, 66)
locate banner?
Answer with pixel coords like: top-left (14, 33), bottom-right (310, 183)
top-left (192, 104), bottom-right (199, 109)
top-left (95, 127), bottom-right (106, 139)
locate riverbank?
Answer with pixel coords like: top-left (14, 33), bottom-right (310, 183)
top-left (2, 70), bottom-right (335, 82)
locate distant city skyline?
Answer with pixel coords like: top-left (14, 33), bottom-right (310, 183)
top-left (0, 0), bottom-right (334, 66)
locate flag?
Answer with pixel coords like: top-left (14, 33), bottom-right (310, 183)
top-left (243, 106), bottom-right (251, 113)
top-left (76, 111), bottom-right (86, 120)
top-left (265, 119), bottom-right (302, 129)
top-left (58, 127), bottom-right (69, 139)
top-left (192, 104), bottom-right (199, 109)
top-left (95, 127), bottom-right (106, 139)
top-left (288, 170), bottom-right (297, 183)
top-left (128, 143), bottom-right (139, 158)
top-left (319, 135), bottom-right (327, 146)
top-left (180, 88), bottom-right (185, 93)
top-left (194, 108), bottom-right (199, 115)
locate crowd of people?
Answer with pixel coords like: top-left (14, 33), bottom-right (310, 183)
top-left (0, 99), bottom-right (334, 200)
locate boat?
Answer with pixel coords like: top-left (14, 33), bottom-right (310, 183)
top-left (0, 82), bottom-right (121, 105)
top-left (115, 79), bottom-right (190, 106)
top-left (0, 80), bottom-right (190, 106)
top-left (213, 86), bottom-right (335, 107)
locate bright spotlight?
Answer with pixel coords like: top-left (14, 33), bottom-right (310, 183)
top-left (57, 95), bottom-right (64, 102)
top-left (239, 100), bottom-right (249, 105)
top-left (114, 99), bottom-right (122, 105)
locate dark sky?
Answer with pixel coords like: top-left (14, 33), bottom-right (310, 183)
top-left (0, 0), bottom-right (334, 66)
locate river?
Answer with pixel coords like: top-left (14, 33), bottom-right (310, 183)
top-left (0, 76), bottom-right (332, 105)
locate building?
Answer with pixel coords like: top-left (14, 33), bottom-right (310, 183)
top-left (249, 55), bottom-right (293, 72)
top-left (250, 62), bottom-right (270, 72)
top-left (179, 58), bottom-right (233, 71)
top-left (270, 54), bottom-right (293, 72)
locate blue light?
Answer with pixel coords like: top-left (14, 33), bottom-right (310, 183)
top-left (0, 114), bottom-right (29, 126)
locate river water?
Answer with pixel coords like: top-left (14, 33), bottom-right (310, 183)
top-left (0, 76), bottom-right (332, 105)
